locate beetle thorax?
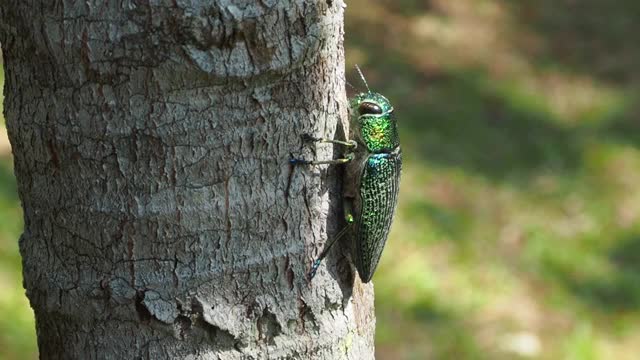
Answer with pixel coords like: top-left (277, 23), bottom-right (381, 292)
top-left (359, 115), bottom-right (398, 153)
top-left (350, 92), bottom-right (398, 153)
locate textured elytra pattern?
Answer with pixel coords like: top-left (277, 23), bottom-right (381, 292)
top-left (354, 151), bottom-right (402, 282)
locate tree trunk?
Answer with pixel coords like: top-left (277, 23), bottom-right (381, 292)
top-left (0, 1), bottom-right (375, 359)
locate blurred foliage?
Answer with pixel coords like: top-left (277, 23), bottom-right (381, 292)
top-left (345, 0), bottom-right (640, 359)
top-left (3, 0), bottom-right (640, 359)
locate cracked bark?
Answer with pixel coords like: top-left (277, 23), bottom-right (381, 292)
top-left (0, 1), bottom-right (375, 359)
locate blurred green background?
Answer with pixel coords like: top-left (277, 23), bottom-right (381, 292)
top-left (0, 54), bottom-right (38, 358)
top-left (2, 0), bottom-right (640, 358)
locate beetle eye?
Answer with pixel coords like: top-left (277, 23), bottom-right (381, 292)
top-left (358, 102), bottom-right (383, 115)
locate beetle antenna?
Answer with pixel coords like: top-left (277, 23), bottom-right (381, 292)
top-left (337, 71), bottom-right (360, 92)
top-left (355, 64), bottom-right (370, 92)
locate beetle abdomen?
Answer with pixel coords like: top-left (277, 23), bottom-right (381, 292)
top-left (353, 150), bottom-right (402, 282)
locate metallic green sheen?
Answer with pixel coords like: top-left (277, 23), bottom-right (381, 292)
top-left (350, 92), bottom-right (398, 153)
top-left (350, 92), bottom-right (394, 114)
top-left (348, 91), bottom-right (402, 282)
top-left (299, 89), bottom-right (401, 283)
top-left (352, 152), bottom-right (401, 282)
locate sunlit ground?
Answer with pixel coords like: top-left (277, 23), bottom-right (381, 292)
top-left (3, 0), bottom-right (640, 358)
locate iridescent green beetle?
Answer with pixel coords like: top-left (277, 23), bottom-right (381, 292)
top-left (291, 66), bottom-right (401, 283)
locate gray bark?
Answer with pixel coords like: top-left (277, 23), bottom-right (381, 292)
top-left (0, 1), bottom-right (375, 359)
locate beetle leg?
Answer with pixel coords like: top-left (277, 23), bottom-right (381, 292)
top-left (290, 153), bottom-right (353, 166)
top-left (302, 134), bottom-right (357, 149)
top-left (308, 199), bottom-right (356, 280)
top-left (343, 198), bottom-right (355, 224)
top-left (290, 157), bottom-right (351, 166)
top-left (308, 224), bottom-right (352, 280)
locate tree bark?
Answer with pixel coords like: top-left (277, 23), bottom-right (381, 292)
top-left (0, 1), bottom-right (375, 359)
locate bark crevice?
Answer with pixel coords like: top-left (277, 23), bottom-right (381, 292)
top-left (1, 0), bottom-right (375, 358)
